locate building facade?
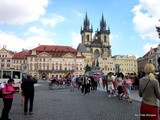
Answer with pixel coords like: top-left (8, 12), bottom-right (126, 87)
top-left (113, 55), bottom-right (138, 75)
top-left (26, 45), bottom-right (85, 79)
top-left (0, 47), bottom-right (14, 69)
top-left (137, 44), bottom-right (160, 73)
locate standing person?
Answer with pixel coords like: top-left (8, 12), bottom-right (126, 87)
top-left (0, 79), bottom-right (15, 120)
top-left (81, 73), bottom-right (87, 95)
top-left (139, 63), bottom-right (160, 120)
top-left (86, 77), bottom-right (91, 95)
top-left (102, 76), bottom-right (108, 92)
top-left (77, 75), bottom-right (82, 90)
top-left (21, 74), bottom-right (37, 115)
top-left (116, 72), bottom-right (124, 99)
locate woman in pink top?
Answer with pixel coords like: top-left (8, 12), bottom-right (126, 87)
top-left (0, 79), bottom-right (15, 120)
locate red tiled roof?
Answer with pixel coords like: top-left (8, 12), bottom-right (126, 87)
top-left (32, 45), bottom-right (78, 53)
top-left (12, 51), bottom-right (30, 59)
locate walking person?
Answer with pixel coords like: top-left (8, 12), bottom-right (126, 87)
top-left (107, 72), bottom-right (115, 97)
top-left (124, 75), bottom-right (132, 102)
top-left (21, 74), bottom-right (37, 115)
top-left (70, 75), bottom-right (76, 91)
top-left (0, 79), bottom-right (15, 120)
top-left (139, 63), bottom-right (160, 120)
top-left (116, 72), bottom-right (124, 99)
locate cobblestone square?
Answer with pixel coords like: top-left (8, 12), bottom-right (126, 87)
top-left (0, 81), bottom-right (140, 120)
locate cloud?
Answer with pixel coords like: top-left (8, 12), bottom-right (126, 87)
top-left (27, 26), bottom-right (48, 36)
top-left (71, 32), bottom-right (81, 49)
top-left (0, 0), bottom-right (48, 25)
top-left (41, 14), bottom-right (65, 27)
top-left (24, 36), bottom-right (55, 49)
top-left (72, 10), bottom-right (83, 17)
top-left (131, 0), bottom-right (160, 41)
top-left (0, 31), bottom-right (54, 52)
top-left (143, 43), bottom-right (158, 54)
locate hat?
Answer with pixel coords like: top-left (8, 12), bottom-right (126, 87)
top-left (144, 63), bottom-right (155, 74)
top-left (7, 78), bottom-right (14, 83)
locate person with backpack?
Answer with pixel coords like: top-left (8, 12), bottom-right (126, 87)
top-left (0, 79), bottom-right (15, 120)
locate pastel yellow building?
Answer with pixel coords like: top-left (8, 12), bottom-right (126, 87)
top-left (113, 55), bottom-right (138, 75)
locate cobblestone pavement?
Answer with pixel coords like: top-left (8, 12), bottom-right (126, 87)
top-left (97, 85), bottom-right (142, 102)
top-left (0, 81), bottom-right (141, 120)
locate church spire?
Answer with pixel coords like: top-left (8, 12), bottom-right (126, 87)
top-left (84, 12), bottom-right (90, 31)
top-left (81, 12), bottom-right (93, 34)
top-left (100, 14), bottom-right (106, 32)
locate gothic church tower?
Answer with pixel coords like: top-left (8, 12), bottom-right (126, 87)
top-left (80, 12), bottom-right (93, 53)
top-left (78, 13), bottom-right (111, 60)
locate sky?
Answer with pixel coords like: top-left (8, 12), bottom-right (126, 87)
top-left (0, 0), bottom-right (160, 58)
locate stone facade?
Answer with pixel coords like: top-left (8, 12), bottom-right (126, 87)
top-left (0, 47), bottom-right (14, 69)
top-left (137, 44), bottom-right (160, 73)
top-left (112, 55), bottom-right (138, 75)
top-left (11, 45), bottom-right (85, 79)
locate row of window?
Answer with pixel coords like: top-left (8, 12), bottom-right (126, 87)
top-left (0, 59), bottom-right (11, 62)
top-left (29, 65), bottom-right (83, 71)
top-left (121, 68), bottom-right (135, 71)
top-left (13, 60), bottom-right (25, 64)
top-left (0, 54), bottom-right (8, 58)
top-left (1, 64), bottom-right (11, 68)
top-left (119, 64), bottom-right (136, 66)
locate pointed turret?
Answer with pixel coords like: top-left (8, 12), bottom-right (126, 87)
top-left (84, 12), bottom-right (90, 31)
top-left (81, 12), bottom-right (93, 33)
top-left (108, 26), bottom-right (110, 34)
top-left (100, 14), bottom-right (107, 33)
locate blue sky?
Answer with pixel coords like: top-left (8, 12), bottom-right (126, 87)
top-left (0, 0), bottom-right (160, 58)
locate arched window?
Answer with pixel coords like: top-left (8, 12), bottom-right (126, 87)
top-left (104, 36), bottom-right (107, 42)
top-left (87, 35), bottom-right (89, 41)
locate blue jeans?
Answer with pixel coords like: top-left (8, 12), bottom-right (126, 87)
top-left (126, 85), bottom-right (131, 98)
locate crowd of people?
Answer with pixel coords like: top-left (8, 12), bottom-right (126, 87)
top-left (101, 72), bottom-right (138, 103)
top-left (1, 63), bottom-right (160, 120)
